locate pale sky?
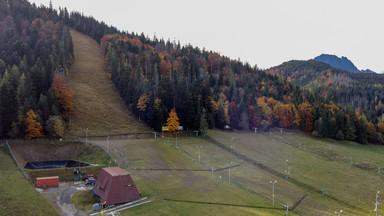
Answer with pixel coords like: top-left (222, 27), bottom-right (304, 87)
top-left (29, 0), bottom-right (384, 73)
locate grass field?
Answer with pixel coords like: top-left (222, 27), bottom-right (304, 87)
top-left (67, 29), bottom-right (151, 137)
top-left (87, 130), bottom-right (384, 215)
top-left (0, 146), bottom-right (59, 216)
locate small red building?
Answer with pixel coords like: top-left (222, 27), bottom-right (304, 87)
top-left (36, 176), bottom-right (59, 188)
top-left (92, 167), bottom-right (140, 205)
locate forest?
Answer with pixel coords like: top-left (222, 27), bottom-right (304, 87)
top-left (1, 0), bottom-right (383, 145)
top-left (0, 0), bottom-right (73, 138)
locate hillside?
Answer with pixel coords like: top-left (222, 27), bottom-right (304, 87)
top-left (0, 146), bottom-right (59, 216)
top-left (67, 29), bottom-right (150, 137)
top-left (268, 60), bottom-right (384, 124)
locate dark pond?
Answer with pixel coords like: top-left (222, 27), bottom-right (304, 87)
top-left (24, 160), bottom-right (92, 170)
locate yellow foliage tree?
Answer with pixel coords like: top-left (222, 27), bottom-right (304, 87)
top-left (167, 108), bottom-right (180, 133)
top-left (54, 119), bottom-right (64, 137)
top-left (25, 109), bottom-right (43, 139)
top-left (137, 93), bottom-right (149, 112)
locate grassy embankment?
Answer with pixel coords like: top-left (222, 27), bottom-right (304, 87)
top-left (0, 146), bottom-right (59, 216)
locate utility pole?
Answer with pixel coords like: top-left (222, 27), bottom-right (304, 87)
top-left (270, 180), bottom-right (277, 206)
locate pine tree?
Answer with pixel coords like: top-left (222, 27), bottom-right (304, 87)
top-left (199, 108), bottom-right (208, 137)
top-left (356, 116), bottom-right (368, 144)
top-left (344, 119), bottom-right (357, 141)
top-left (0, 72), bottom-right (18, 136)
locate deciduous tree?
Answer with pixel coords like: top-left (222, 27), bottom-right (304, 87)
top-left (25, 109), bottom-right (43, 139)
top-left (167, 108), bottom-right (180, 132)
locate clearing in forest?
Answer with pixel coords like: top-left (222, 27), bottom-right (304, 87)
top-left (67, 29), bottom-right (151, 137)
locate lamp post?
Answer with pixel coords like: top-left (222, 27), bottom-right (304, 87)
top-left (175, 132), bottom-right (179, 148)
top-left (227, 161), bottom-right (233, 183)
top-left (375, 191), bottom-right (380, 216)
top-left (270, 180), bottom-right (277, 206)
top-left (197, 146), bottom-right (202, 164)
top-left (284, 203), bottom-right (289, 216)
top-left (334, 210), bottom-right (343, 216)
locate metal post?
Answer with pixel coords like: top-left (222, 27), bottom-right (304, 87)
top-left (198, 146), bottom-right (202, 164)
top-left (86, 128), bottom-right (88, 143)
top-left (270, 180), bottom-right (277, 206)
top-left (107, 136), bottom-right (110, 153)
top-left (227, 162), bottom-right (233, 183)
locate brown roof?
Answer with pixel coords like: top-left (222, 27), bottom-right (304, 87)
top-left (93, 167), bottom-right (140, 205)
top-left (102, 167), bottom-right (129, 176)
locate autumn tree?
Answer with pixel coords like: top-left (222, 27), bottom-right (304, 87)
top-left (167, 108), bottom-right (180, 133)
top-left (52, 75), bottom-right (74, 120)
top-left (137, 93), bottom-right (149, 121)
top-left (25, 109), bottom-right (43, 139)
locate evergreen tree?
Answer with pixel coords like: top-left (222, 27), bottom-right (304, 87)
top-left (199, 108), bottom-right (208, 137)
top-left (344, 119), bottom-right (357, 141)
top-left (356, 116), bottom-right (368, 144)
top-left (0, 72), bottom-right (18, 136)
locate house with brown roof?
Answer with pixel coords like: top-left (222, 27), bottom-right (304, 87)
top-left (92, 167), bottom-right (140, 205)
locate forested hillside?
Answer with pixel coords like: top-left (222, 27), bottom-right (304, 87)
top-left (268, 60), bottom-right (384, 122)
top-left (0, 0), bottom-right (73, 138)
top-left (2, 0), bottom-right (383, 145)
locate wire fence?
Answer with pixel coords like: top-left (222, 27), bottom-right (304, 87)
top-left (5, 140), bottom-right (33, 184)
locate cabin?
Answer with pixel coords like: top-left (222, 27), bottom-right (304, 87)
top-left (92, 167), bottom-right (140, 205)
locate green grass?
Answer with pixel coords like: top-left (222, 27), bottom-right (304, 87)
top-left (91, 138), bottom-right (299, 215)
top-left (72, 190), bottom-right (97, 213)
top-left (0, 146), bottom-right (59, 216)
top-left (82, 130), bottom-right (384, 215)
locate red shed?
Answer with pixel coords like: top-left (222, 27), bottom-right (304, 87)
top-left (92, 167), bottom-right (140, 205)
top-left (36, 176), bottom-right (59, 188)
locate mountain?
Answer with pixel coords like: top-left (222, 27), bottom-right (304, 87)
top-left (314, 54), bottom-right (375, 73)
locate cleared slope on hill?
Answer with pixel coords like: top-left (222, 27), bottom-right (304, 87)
top-left (67, 29), bottom-right (151, 137)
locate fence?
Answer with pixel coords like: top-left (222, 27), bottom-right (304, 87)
top-left (5, 140), bottom-right (33, 183)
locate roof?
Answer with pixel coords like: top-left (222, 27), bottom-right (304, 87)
top-left (36, 176), bottom-right (59, 180)
top-left (93, 167), bottom-right (140, 205)
top-left (102, 167), bottom-right (129, 176)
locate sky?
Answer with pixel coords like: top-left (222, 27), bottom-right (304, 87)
top-left (29, 0), bottom-right (384, 73)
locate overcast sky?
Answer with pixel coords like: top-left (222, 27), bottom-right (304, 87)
top-left (29, 0), bottom-right (384, 73)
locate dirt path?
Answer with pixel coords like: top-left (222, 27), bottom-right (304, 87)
top-left (67, 30), bottom-right (151, 137)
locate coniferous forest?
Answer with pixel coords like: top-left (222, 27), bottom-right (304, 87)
top-left (1, 0), bottom-right (384, 145)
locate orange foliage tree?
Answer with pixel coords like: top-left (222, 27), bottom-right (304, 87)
top-left (297, 102), bottom-right (314, 131)
top-left (25, 109), bottom-right (43, 139)
top-left (52, 75), bottom-right (74, 120)
top-left (167, 109), bottom-right (180, 133)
